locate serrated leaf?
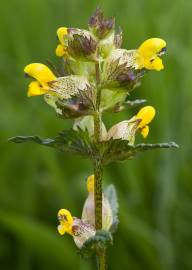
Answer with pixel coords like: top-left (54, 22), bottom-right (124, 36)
top-left (135, 142), bottom-right (179, 150)
top-left (99, 140), bottom-right (179, 165)
top-left (9, 129), bottom-right (94, 158)
top-left (55, 129), bottom-right (94, 157)
top-left (9, 130), bottom-right (179, 165)
top-left (124, 99), bottom-right (147, 108)
top-left (9, 135), bottom-right (55, 145)
top-left (78, 230), bottom-right (113, 259)
top-left (104, 185), bottom-right (119, 233)
top-left (110, 99), bottom-right (147, 113)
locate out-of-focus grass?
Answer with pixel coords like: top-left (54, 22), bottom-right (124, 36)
top-left (0, 0), bottom-right (192, 269)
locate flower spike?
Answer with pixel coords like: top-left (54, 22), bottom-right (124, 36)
top-left (12, 9), bottom-right (178, 267)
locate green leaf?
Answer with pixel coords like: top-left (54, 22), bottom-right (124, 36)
top-left (78, 230), bottom-right (113, 259)
top-left (9, 128), bottom-right (94, 158)
top-left (109, 98), bottom-right (147, 113)
top-left (99, 140), bottom-right (179, 165)
top-left (9, 135), bottom-right (55, 145)
top-left (104, 185), bottom-right (119, 233)
top-left (54, 129), bottom-right (94, 157)
top-left (135, 142), bottom-right (179, 151)
top-left (9, 130), bottom-right (179, 164)
top-left (124, 99), bottom-right (147, 108)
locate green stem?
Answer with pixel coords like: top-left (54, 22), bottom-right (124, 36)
top-left (97, 248), bottom-right (107, 270)
top-left (94, 158), bottom-right (103, 230)
top-left (93, 62), bottom-right (107, 270)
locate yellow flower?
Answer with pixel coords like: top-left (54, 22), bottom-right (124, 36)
top-left (57, 209), bottom-right (73, 235)
top-left (56, 27), bottom-right (68, 57)
top-left (24, 63), bottom-right (56, 97)
top-left (136, 106), bottom-right (156, 138)
top-left (136, 38), bottom-right (166, 71)
top-left (57, 208), bottom-right (96, 248)
top-left (106, 105), bottom-right (156, 143)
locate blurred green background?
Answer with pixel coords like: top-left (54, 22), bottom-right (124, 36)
top-left (0, 0), bottom-right (192, 269)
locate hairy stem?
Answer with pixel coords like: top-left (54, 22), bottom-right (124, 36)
top-left (97, 248), bottom-right (107, 270)
top-left (94, 158), bottom-right (103, 230)
top-left (94, 62), bottom-right (103, 230)
top-left (93, 62), bottom-right (107, 270)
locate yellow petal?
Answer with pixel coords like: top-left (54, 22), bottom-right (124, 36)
top-left (27, 81), bottom-right (47, 97)
top-left (87, 175), bottom-right (94, 193)
top-left (138, 38), bottom-right (166, 58)
top-left (57, 225), bottom-right (66, 235)
top-left (136, 38), bottom-right (166, 70)
top-left (24, 63), bottom-right (56, 85)
top-left (57, 27), bottom-right (68, 44)
top-left (57, 209), bottom-right (73, 226)
top-left (136, 106), bottom-right (156, 128)
top-left (140, 125), bottom-right (149, 138)
top-left (145, 57), bottom-right (164, 71)
top-left (56, 44), bottom-right (65, 57)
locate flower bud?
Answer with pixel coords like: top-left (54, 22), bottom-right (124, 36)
top-left (88, 8), bottom-right (115, 39)
top-left (67, 28), bottom-right (98, 61)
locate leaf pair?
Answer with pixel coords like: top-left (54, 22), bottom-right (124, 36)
top-left (9, 128), bottom-right (179, 165)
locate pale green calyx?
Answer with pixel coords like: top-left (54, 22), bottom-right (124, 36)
top-left (48, 75), bottom-right (90, 99)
